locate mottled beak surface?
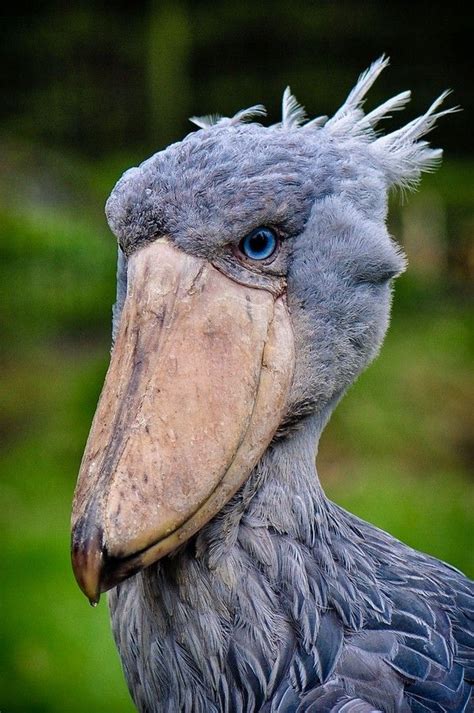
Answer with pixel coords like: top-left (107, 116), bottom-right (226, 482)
top-left (71, 240), bottom-right (294, 603)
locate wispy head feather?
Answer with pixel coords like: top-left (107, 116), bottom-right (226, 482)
top-left (190, 56), bottom-right (457, 191)
top-left (321, 57), bottom-right (458, 189)
top-left (371, 89), bottom-right (459, 189)
top-left (189, 114), bottom-right (222, 129)
top-left (329, 55), bottom-right (390, 126)
top-left (230, 104), bottom-right (267, 125)
top-left (281, 87), bottom-right (307, 128)
top-left (360, 90), bottom-right (412, 129)
top-left (190, 104), bottom-right (266, 130)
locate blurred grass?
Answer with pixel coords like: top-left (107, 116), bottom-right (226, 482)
top-left (0, 144), bottom-right (472, 712)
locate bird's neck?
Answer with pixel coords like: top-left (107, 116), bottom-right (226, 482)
top-left (195, 410), bottom-right (333, 564)
top-left (249, 410), bottom-right (331, 536)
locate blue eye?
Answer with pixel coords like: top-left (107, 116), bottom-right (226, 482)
top-left (239, 227), bottom-right (278, 261)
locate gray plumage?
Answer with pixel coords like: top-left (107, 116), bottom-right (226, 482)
top-left (104, 58), bottom-right (473, 712)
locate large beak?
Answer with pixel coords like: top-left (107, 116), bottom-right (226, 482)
top-left (71, 239), bottom-right (294, 603)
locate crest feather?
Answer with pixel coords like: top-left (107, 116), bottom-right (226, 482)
top-left (189, 114), bottom-right (222, 129)
top-left (372, 90), bottom-right (459, 189)
top-left (376, 90), bottom-right (456, 146)
top-left (328, 55), bottom-right (390, 126)
top-left (360, 90), bottom-right (412, 128)
top-left (303, 115), bottom-right (328, 129)
top-left (229, 104), bottom-right (267, 125)
top-left (282, 87), bottom-right (307, 128)
top-left (190, 105), bottom-right (266, 130)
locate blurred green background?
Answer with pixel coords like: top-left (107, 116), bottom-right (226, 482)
top-left (1, 3), bottom-right (473, 712)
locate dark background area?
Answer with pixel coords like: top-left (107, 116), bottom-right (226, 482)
top-left (1, 3), bottom-right (473, 711)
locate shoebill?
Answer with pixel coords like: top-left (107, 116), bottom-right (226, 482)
top-left (71, 58), bottom-right (473, 712)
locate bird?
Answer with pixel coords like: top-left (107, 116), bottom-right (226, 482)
top-left (71, 57), bottom-right (473, 712)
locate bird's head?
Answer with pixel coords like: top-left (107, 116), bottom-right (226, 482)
top-left (71, 58), bottom-right (453, 603)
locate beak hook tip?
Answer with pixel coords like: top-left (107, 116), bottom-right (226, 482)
top-left (71, 513), bottom-right (105, 605)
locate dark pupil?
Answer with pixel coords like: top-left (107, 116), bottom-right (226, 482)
top-left (250, 232), bottom-right (269, 253)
